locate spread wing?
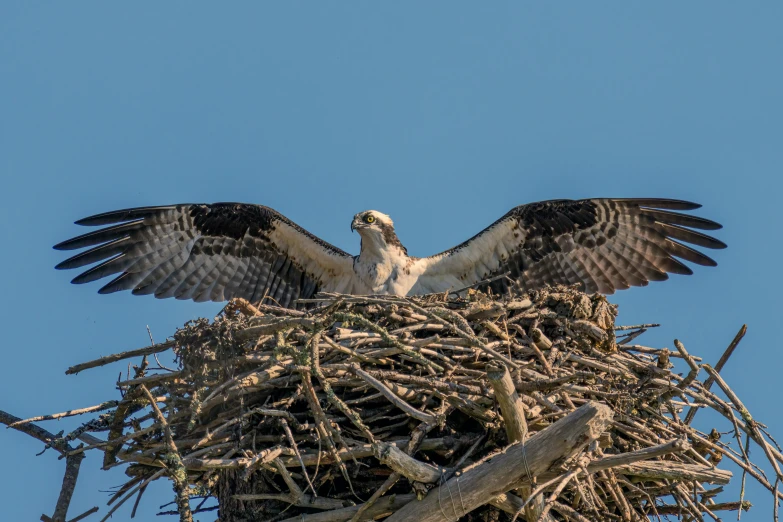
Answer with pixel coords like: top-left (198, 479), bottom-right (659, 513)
top-left (54, 203), bottom-right (362, 308)
top-left (416, 198), bottom-right (726, 295)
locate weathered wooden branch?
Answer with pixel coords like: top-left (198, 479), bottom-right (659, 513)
top-left (374, 441), bottom-right (445, 483)
top-left (486, 363), bottom-right (553, 521)
top-left (352, 366), bottom-right (439, 424)
top-left (585, 437), bottom-right (691, 473)
top-left (8, 401), bottom-right (120, 427)
top-left (11, 290), bottom-right (773, 521)
top-left (139, 385), bottom-right (192, 522)
top-left (620, 461), bottom-right (732, 485)
top-left (386, 401), bottom-right (613, 522)
top-left (702, 364), bottom-right (783, 481)
top-left (0, 409), bottom-right (95, 522)
top-left (117, 370), bottom-right (183, 388)
top-left (685, 324), bottom-right (746, 425)
top-left (655, 500), bottom-right (751, 515)
top-left (236, 317), bottom-right (318, 340)
top-left (486, 363), bottom-right (527, 442)
top-left (65, 340), bottom-right (175, 375)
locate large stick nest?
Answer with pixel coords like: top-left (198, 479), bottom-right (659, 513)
top-left (17, 286), bottom-right (783, 522)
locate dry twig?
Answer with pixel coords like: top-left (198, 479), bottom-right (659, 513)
top-left (8, 286), bottom-right (779, 522)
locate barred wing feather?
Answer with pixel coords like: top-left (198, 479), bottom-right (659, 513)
top-left (416, 198), bottom-right (725, 295)
top-left (54, 203), bottom-right (360, 308)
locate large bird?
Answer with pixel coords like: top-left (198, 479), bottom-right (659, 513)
top-left (54, 198), bottom-right (725, 309)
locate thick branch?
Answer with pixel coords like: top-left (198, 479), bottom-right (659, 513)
top-left (655, 501), bottom-right (751, 515)
top-left (486, 364), bottom-right (550, 521)
top-left (486, 364), bottom-right (527, 442)
top-left (65, 340), bottom-right (175, 375)
top-left (586, 438), bottom-right (691, 474)
top-left (620, 461), bottom-right (732, 484)
top-left (385, 401), bottom-right (613, 522)
top-left (374, 442), bottom-right (445, 483)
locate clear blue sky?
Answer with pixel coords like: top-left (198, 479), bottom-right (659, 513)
top-left (1, 3), bottom-right (781, 521)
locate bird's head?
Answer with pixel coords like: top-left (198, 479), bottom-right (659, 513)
top-left (351, 210), bottom-right (407, 254)
top-left (351, 210), bottom-right (393, 233)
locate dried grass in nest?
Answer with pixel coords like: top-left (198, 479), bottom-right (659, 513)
top-left (5, 285), bottom-right (781, 522)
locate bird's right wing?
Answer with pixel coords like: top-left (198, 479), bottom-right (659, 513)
top-left (54, 203), bottom-right (363, 308)
top-left (416, 198), bottom-right (726, 295)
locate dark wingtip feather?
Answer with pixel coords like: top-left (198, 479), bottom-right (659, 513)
top-left (613, 198), bottom-right (703, 211)
top-left (54, 237), bottom-right (131, 269)
top-left (56, 259), bottom-right (76, 270)
top-left (69, 254), bottom-right (128, 284)
top-left (642, 209), bottom-right (723, 231)
top-left (74, 210), bottom-right (137, 226)
top-left (53, 221), bottom-right (144, 251)
top-left (665, 239), bottom-right (719, 267)
top-left (71, 273), bottom-right (90, 285)
top-left (97, 272), bottom-right (133, 294)
top-left (71, 272), bottom-right (98, 285)
top-left (658, 223), bottom-right (727, 250)
top-left (668, 259), bottom-right (695, 275)
top-left (74, 205), bottom-right (184, 226)
top-left (131, 283), bottom-right (157, 296)
top-left (53, 239), bottom-right (75, 251)
top-left (705, 221), bottom-right (723, 231)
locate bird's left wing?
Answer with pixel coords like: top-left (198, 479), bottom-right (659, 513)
top-left (54, 203), bottom-right (360, 308)
top-left (414, 198), bottom-right (726, 295)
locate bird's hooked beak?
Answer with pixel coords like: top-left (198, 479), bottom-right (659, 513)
top-left (351, 217), bottom-right (365, 232)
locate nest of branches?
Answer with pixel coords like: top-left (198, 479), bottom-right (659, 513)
top-left (7, 285), bottom-right (782, 522)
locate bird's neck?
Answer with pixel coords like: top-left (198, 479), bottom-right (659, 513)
top-left (357, 228), bottom-right (409, 265)
top-left (355, 228), bottom-right (411, 294)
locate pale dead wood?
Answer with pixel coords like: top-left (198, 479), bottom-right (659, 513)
top-left (702, 364), bottom-right (783, 481)
top-left (138, 385), bottom-right (192, 522)
top-left (655, 500), bottom-right (752, 515)
top-left (685, 324), bottom-right (747, 425)
top-left (14, 287), bottom-right (779, 521)
top-left (486, 363), bottom-right (527, 442)
top-left (374, 441), bottom-right (445, 483)
top-left (584, 438), bottom-right (691, 473)
top-left (385, 402), bottom-right (613, 522)
top-left (65, 340), bottom-right (175, 375)
top-left (352, 366), bottom-right (439, 424)
top-left (485, 363), bottom-right (553, 521)
top-left (618, 461), bottom-right (732, 485)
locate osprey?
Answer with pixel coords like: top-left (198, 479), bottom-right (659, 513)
top-left (54, 198), bottom-right (725, 309)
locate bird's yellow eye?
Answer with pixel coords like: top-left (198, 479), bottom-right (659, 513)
top-left (364, 215), bottom-right (375, 224)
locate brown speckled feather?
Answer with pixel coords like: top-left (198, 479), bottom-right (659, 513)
top-left (54, 203), bottom-right (359, 308)
top-left (418, 198), bottom-right (725, 295)
top-left (55, 198), bottom-right (725, 305)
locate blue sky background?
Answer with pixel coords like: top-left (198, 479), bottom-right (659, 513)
top-left (1, 3), bottom-right (781, 521)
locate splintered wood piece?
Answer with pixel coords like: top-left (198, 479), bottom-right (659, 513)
top-left (385, 402), bottom-right (613, 522)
